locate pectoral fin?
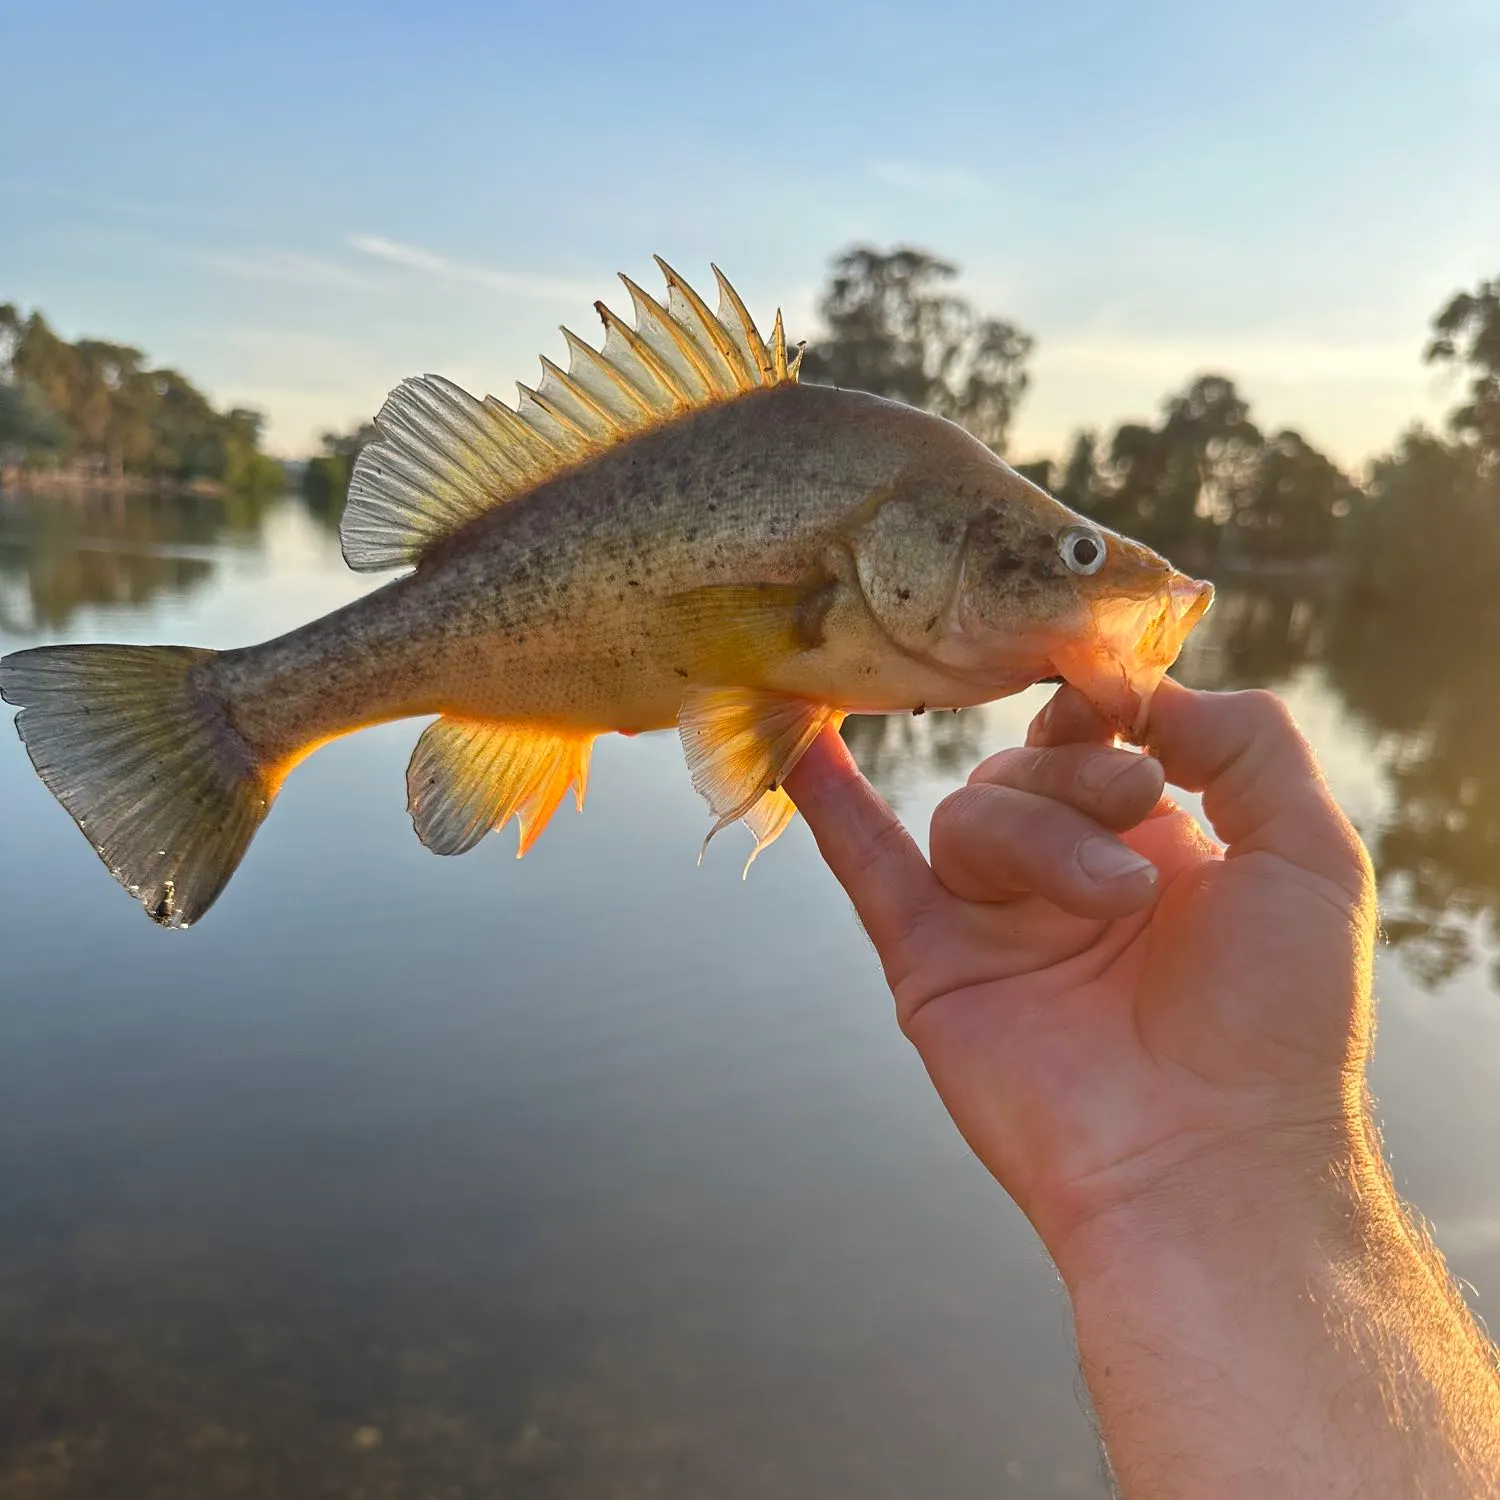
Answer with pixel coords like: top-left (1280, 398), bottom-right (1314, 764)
top-left (407, 718), bottom-right (593, 857)
top-left (677, 687), bottom-right (843, 864)
top-left (663, 583), bottom-right (833, 681)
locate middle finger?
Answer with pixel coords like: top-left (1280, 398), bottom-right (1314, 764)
top-left (930, 783), bottom-right (1160, 916)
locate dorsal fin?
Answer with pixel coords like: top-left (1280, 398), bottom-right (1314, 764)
top-left (341, 259), bottom-right (802, 572)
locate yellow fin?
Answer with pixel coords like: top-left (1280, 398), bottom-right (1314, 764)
top-left (342, 261), bottom-right (798, 572)
top-left (740, 786), bottom-right (800, 877)
top-left (677, 688), bottom-right (842, 860)
top-left (407, 718), bottom-right (592, 857)
top-left (663, 583), bottom-right (823, 680)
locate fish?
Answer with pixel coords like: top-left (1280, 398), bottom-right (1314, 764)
top-left (0, 258), bottom-right (1213, 929)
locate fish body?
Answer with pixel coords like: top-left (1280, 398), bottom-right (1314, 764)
top-left (0, 261), bottom-right (1212, 928)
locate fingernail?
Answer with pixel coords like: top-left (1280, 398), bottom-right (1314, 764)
top-left (1078, 751), bottom-right (1160, 795)
top-left (1077, 835), bottom-right (1157, 885)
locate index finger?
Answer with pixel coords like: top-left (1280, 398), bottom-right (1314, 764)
top-left (784, 725), bottom-right (943, 960)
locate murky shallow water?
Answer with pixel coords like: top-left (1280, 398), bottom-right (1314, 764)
top-left (1, 493), bottom-right (1498, 1497)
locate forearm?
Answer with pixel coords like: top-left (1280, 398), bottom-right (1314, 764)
top-left (1055, 1124), bottom-right (1500, 1499)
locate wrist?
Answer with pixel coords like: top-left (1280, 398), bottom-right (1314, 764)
top-left (1048, 1111), bottom-right (1500, 1496)
top-left (1041, 1109), bottom-right (1382, 1297)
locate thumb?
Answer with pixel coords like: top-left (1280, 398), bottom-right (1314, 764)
top-left (1143, 680), bottom-right (1372, 902)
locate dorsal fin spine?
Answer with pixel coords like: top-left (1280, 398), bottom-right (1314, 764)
top-left (772, 312), bottom-right (798, 381)
top-left (596, 301), bottom-right (691, 407)
top-left (712, 265), bottom-right (774, 384)
top-left (480, 396), bottom-right (558, 462)
top-left (621, 276), bottom-right (720, 399)
top-left (516, 381), bottom-right (591, 446)
top-left (341, 261), bottom-right (798, 572)
top-left (538, 355), bottom-right (628, 438)
top-left (657, 257), bottom-right (756, 389)
top-left (561, 329), bottom-right (655, 418)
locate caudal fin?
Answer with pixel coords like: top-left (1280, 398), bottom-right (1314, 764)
top-left (0, 644), bottom-right (272, 928)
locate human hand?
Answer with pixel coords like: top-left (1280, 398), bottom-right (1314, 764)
top-left (785, 680), bottom-right (1377, 1276)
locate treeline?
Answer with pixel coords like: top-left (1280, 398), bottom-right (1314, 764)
top-left (801, 248), bottom-right (1500, 586)
top-left (301, 422), bottom-right (378, 525)
top-left (0, 305), bottom-right (284, 495)
top-left (301, 247), bottom-right (1500, 597)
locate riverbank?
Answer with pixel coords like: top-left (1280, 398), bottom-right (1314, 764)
top-left (0, 463), bottom-right (297, 500)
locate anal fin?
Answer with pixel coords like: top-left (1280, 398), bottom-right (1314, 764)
top-left (677, 687), bottom-right (843, 866)
top-left (741, 786), bottom-right (800, 877)
top-left (407, 718), bottom-right (593, 857)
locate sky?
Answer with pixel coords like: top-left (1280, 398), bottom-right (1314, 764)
top-left (2, 0), bottom-right (1497, 470)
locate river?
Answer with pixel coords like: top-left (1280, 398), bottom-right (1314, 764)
top-left (1, 490), bottom-right (1497, 1498)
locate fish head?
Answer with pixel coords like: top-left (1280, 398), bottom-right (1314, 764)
top-left (852, 456), bottom-right (1212, 733)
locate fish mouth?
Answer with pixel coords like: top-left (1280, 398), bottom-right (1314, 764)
top-left (1051, 572), bottom-right (1215, 736)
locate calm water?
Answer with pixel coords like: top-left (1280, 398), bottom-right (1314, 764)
top-left (1, 492), bottom-right (1498, 1499)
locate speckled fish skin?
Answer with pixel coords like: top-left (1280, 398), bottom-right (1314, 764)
top-left (0, 261), bottom-right (1213, 928)
top-left (215, 383), bottom-right (1197, 773)
top-left (218, 388), bottom-right (997, 763)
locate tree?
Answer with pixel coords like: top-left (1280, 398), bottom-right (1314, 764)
top-left (1054, 431), bottom-right (1107, 516)
top-left (1426, 277), bottom-right (1500, 467)
top-left (800, 246), bottom-right (1034, 453)
top-left (1343, 428), bottom-right (1497, 612)
top-left (219, 408), bottom-right (286, 504)
top-left (0, 381), bottom-right (68, 463)
top-left (1323, 435), bottom-right (1500, 986)
top-left (0, 303), bottom-right (284, 492)
top-left (302, 422), bottom-right (378, 525)
top-left (1097, 375), bottom-right (1263, 555)
top-left (1226, 429), bottom-right (1360, 563)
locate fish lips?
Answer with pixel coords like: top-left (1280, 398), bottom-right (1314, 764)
top-left (1049, 573), bottom-right (1215, 736)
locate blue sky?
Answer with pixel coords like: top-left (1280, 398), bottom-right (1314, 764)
top-left (3, 0), bottom-right (1497, 467)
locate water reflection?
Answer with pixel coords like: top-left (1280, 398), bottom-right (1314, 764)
top-left (841, 710), bottom-right (989, 805)
top-left (1322, 589), bottom-right (1500, 986)
top-left (1175, 577), bottom-right (1331, 690)
top-left (0, 489), bottom-right (276, 635)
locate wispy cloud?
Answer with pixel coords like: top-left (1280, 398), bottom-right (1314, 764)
top-left (868, 160), bottom-right (994, 203)
top-left (348, 235), bottom-right (595, 303)
top-left (197, 249), bottom-right (377, 292)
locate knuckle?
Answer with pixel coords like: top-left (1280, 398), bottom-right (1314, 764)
top-left (934, 781), bottom-right (995, 825)
top-left (930, 784), bottom-right (995, 852)
top-left (849, 811), bottom-right (914, 880)
top-left (967, 746), bottom-right (1039, 787)
top-left (1235, 688), bottom-right (1299, 738)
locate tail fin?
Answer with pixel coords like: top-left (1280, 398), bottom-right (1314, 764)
top-left (0, 645), bottom-right (272, 928)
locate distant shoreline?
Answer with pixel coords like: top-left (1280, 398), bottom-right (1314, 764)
top-left (0, 465), bottom-right (290, 500)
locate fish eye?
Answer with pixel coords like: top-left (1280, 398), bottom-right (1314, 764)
top-left (1058, 526), bottom-right (1106, 576)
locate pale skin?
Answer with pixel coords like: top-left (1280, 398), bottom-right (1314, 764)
top-left (784, 677), bottom-right (1500, 1498)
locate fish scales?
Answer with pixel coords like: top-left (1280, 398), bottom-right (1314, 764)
top-left (0, 260), bottom-right (1213, 927)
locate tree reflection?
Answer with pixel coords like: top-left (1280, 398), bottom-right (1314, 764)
top-left (841, 710), bottom-right (990, 802)
top-left (1324, 591), bottom-right (1500, 987)
top-left (1173, 580), bottom-right (1332, 692)
top-left (0, 490), bottom-right (276, 635)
